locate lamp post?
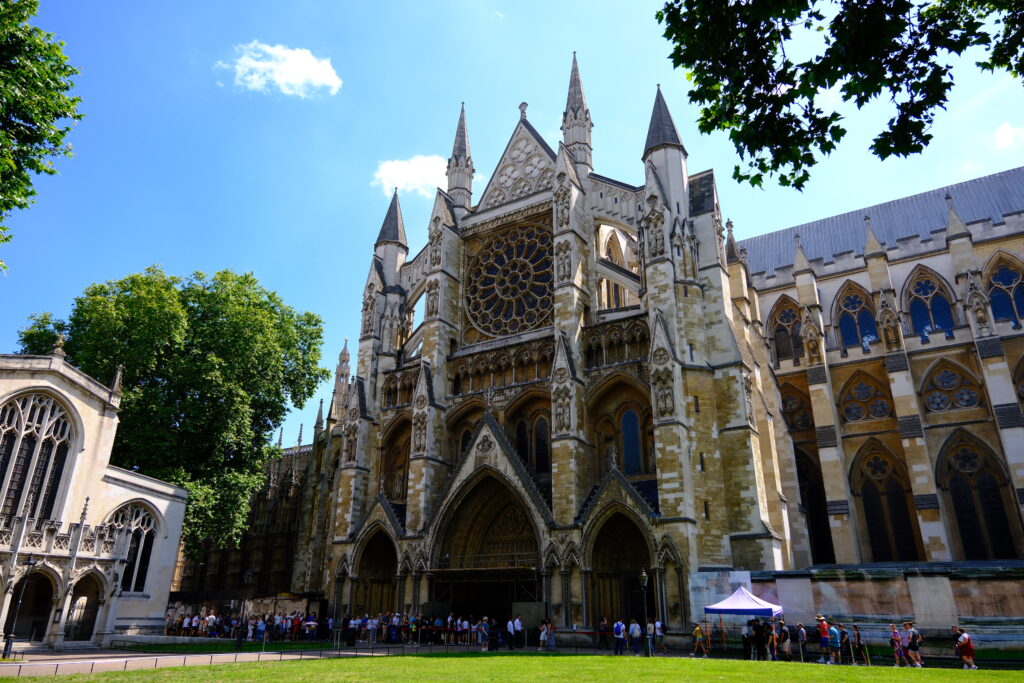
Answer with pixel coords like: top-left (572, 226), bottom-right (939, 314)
top-left (639, 568), bottom-right (650, 657)
top-left (2, 556), bottom-right (38, 659)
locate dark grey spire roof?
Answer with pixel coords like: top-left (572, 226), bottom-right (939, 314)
top-left (644, 86), bottom-right (685, 157)
top-left (375, 190), bottom-right (407, 247)
top-left (643, 85), bottom-right (684, 157)
top-left (737, 166), bottom-right (1024, 276)
top-left (564, 52), bottom-right (588, 117)
top-left (451, 103), bottom-right (470, 163)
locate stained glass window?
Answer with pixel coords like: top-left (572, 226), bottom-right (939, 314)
top-left (111, 504), bottom-right (158, 592)
top-left (921, 364), bottom-right (982, 412)
top-left (781, 385), bottom-right (815, 431)
top-left (988, 264), bottom-right (1024, 325)
top-left (0, 393), bottom-right (73, 521)
top-left (621, 409), bottom-right (642, 475)
top-left (854, 448), bottom-right (920, 561)
top-left (839, 375), bottom-right (893, 423)
top-left (770, 298), bottom-right (803, 361)
top-left (906, 272), bottom-right (955, 335)
top-left (940, 438), bottom-right (1017, 560)
top-left (835, 284), bottom-right (878, 349)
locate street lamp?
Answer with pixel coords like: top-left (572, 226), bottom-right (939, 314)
top-left (2, 556), bottom-right (38, 659)
top-left (639, 568), bottom-right (650, 657)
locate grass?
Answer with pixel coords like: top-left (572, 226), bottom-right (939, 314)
top-left (4, 652), bottom-right (1023, 682)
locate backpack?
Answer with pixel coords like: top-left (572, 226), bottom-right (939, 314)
top-left (614, 622), bottom-right (624, 637)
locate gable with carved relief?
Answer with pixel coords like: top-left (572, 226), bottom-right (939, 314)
top-left (478, 122), bottom-right (556, 211)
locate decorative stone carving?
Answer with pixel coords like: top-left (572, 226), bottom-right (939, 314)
top-left (652, 347), bottom-right (669, 366)
top-left (877, 294), bottom-right (902, 351)
top-left (800, 308), bottom-right (823, 364)
top-left (642, 195), bottom-right (667, 258)
top-left (555, 240), bottom-right (572, 281)
top-left (428, 219), bottom-right (443, 267)
top-left (343, 424), bottom-right (357, 462)
top-left (361, 285), bottom-right (376, 335)
top-left (553, 386), bottom-right (572, 433)
top-left (554, 367), bottom-right (569, 384)
top-left (554, 173), bottom-right (571, 227)
top-left (743, 373), bottom-right (754, 424)
top-left (652, 368), bottom-right (674, 417)
top-left (964, 272), bottom-right (991, 336)
top-left (606, 445), bottom-right (618, 471)
top-left (412, 413), bottom-right (426, 453)
top-left (415, 395), bottom-right (427, 410)
top-left (476, 435), bottom-right (494, 455)
top-left (425, 280), bottom-right (439, 317)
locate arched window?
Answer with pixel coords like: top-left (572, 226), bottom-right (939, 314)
top-left (838, 373), bottom-right (893, 423)
top-left (112, 504), bottom-right (157, 592)
top-left (621, 409), bottom-right (642, 475)
top-left (515, 420), bottom-right (529, 465)
top-left (905, 270), bottom-right (955, 335)
top-left (988, 260), bottom-right (1024, 326)
top-left (459, 428), bottom-right (473, 457)
top-left (920, 362), bottom-right (983, 412)
top-left (851, 446), bottom-right (920, 561)
top-left (834, 283), bottom-right (878, 349)
top-left (534, 418), bottom-right (550, 474)
top-left (938, 433), bottom-right (1018, 560)
top-left (0, 393), bottom-right (73, 522)
top-left (780, 384), bottom-right (815, 432)
top-left (769, 297), bottom-right (803, 361)
top-left (381, 420), bottom-right (410, 502)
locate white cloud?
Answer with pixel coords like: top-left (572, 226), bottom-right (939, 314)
top-left (994, 121), bottom-right (1024, 151)
top-left (373, 155), bottom-right (448, 198)
top-left (225, 40), bottom-right (341, 98)
top-left (494, 10), bottom-right (506, 20)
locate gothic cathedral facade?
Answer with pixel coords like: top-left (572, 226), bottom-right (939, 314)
top-left (290, 57), bottom-right (1024, 628)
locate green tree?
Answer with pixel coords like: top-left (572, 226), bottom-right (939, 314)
top-left (0, 0), bottom-right (82, 268)
top-left (18, 266), bottom-right (330, 553)
top-left (657, 1), bottom-right (1023, 189)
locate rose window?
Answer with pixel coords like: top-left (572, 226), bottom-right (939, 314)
top-left (922, 364), bottom-right (982, 412)
top-left (839, 376), bottom-right (892, 422)
top-left (465, 225), bottom-right (553, 337)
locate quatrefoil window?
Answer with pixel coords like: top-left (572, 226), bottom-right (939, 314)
top-left (466, 225), bottom-right (553, 337)
top-left (922, 364), bottom-right (982, 413)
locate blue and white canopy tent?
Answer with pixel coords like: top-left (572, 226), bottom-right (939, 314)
top-left (703, 586), bottom-right (784, 653)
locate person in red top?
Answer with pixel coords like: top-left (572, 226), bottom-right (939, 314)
top-left (816, 615), bottom-right (830, 663)
top-left (955, 626), bottom-right (978, 669)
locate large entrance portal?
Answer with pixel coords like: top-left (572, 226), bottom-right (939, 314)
top-left (433, 476), bottom-right (541, 620)
top-left (64, 574), bottom-right (101, 642)
top-left (4, 573), bottom-right (54, 643)
top-left (352, 531), bottom-right (397, 615)
top-left (590, 512), bottom-right (655, 624)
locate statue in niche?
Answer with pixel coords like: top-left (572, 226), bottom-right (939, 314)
top-left (643, 195), bottom-right (666, 258)
top-left (605, 445), bottom-right (618, 471)
top-left (425, 280), bottom-right (439, 317)
top-left (429, 219), bottom-right (443, 267)
top-left (877, 296), bottom-right (902, 351)
top-left (556, 241), bottom-right (572, 281)
top-left (412, 413), bottom-right (426, 452)
top-left (964, 273), bottom-right (991, 335)
top-left (652, 368), bottom-right (674, 417)
top-left (554, 174), bottom-right (571, 227)
top-left (554, 386), bottom-right (571, 433)
top-left (800, 308), bottom-right (823, 364)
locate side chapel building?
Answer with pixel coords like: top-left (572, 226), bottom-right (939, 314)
top-left (211, 57), bottom-right (1024, 629)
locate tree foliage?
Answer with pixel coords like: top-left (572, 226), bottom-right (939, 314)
top-left (657, 0), bottom-right (1024, 189)
top-left (18, 266), bottom-right (329, 553)
top-left (0, 0), bottom-right (82, 268)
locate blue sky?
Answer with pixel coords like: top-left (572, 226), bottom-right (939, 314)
top-left (4, 0), bottom-right (1023, 445)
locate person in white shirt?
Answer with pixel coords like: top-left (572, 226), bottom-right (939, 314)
top-left (507, 618), bottom-right (516, 650)
top-left (514, 615), bottom-right (523, 648)
top-left (654, 618), bottom-right (667, 653)
top-left (368, 616), bottom-right (378, 644)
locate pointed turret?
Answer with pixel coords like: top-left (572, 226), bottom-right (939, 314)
top-left (863, 215), bottom-right (885, 258)
top-left (447, 103), bottom-right (474, 210)
top-left (725, 219), bottom-right (740, 264)
top-left (315, 398), bottom-right (324, 428)
top-left (643, 86), bottom-right (686, 158)
top-left (277, 427), bottom-right (283, 448)
top-left (561, 52), bottom-right (593, 172)
top-left (945, 192), bottom-right (967, 234)
top-left (297, 424), bottom-right (303, 447)
top-left (793, 233), bottom-right (811, 273)
top-left (330, 338), bottom-right (351, 422)
top-left (375, 190), bottom-right (407, 248)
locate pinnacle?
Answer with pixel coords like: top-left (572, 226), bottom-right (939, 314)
top-left (451, 102), bottom-right (470, 163)
top-left (643, 86), bottom-right (684, 157)
top-left (375, 190), bottom-right (407, 247)
top-left (565, 52), bottom-right (588, 117)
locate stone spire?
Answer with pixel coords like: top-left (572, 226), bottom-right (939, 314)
top-left (643, 85), bottom-right (686, 158)
top-left (111, 364), bottom-right (125, 394)
top-left (793, 233), bottom-right (811, 272)
top-left (863, 215), bottom-right (884, 257)
top-left (725, 218), bottom-right (740, 264)
top-left (375, 190), bottom-right (407, 248)
top-left (315, 398), bottom-right (324, 430)
top-left (330, 338), bottom-right (350, 422)
top-left (446, 103), bottom-right (474, 209)
top-left (277, 427), bottom-right (283, 448)
top-left (561, 52), bottom-right (593, 171)
top-left (297, 424), bottom-right (303, 447)
top-left (945, 192), bottom-right (967, 234)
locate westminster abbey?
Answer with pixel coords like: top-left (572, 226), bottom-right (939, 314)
top-left (179, 57), bottom-right (1024, 632)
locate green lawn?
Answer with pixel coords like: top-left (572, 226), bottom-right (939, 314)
top-left (6, 653), bottom-right (1022, 682)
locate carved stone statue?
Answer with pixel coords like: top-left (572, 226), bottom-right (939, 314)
top-left (554, 386), bottom-right (571, 433)
top-left (964, 272), bottom-right (991, 336)
top-left (800, 308), bottom-right (823, 364)
top-left (554, 173), bottom-right (571, 227)
top-left (652, 368), bottom-right (674, 417)
top-left (429, 220), bottom-right (443, 267)
top-left (556, 241), bottom-right (572, 281)
top-left (643, 195), bottom-right (666, 258)
top-left (877, 295), bottom-right (902, 351)
top-left (361, 286), bottom-right (376, 335)
top-left (743, 374), bottom-right (754, 424)
top-left (606, 445), bottom-right (618, 471)
top-left (412, 413), bottom-right (426, 452)
top-left (426, 280), bottom-right (439, 317)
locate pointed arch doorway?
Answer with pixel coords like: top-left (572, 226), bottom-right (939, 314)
top-left (589, 512), bottom-right (655, 625)
top-left (432, 475), bottom-right (541, 620)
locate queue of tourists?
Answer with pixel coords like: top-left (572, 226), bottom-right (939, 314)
top-left (166, 608), bottom-right (983, 668)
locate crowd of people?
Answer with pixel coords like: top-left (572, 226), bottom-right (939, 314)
top-left (167, 611), bottom-right (331, 642)
top-left (165, 608), bottom-right (983, 668)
